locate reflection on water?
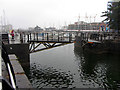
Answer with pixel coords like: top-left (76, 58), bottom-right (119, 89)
top-left (27, 44), bottom-right (120, 89)
top-left (74, 46), bottom-right (120, 89)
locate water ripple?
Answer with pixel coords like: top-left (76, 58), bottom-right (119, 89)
top-left (29, 63), bottom-right (74, 88)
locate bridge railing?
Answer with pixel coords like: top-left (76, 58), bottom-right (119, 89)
top-left (26, 32), bottom-right (74, 43)
top-left (76, 32), bottom-right (120, 42)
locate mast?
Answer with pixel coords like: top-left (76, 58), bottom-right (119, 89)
top-left (78, 14), bottom-right (80, 31)
top-left (3, 10), bottom-right (7, 32)
top-left (1, 16), bottom-right (3, 32)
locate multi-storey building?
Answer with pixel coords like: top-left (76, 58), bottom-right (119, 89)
top-left (67, 21), bottom-right (102, 30)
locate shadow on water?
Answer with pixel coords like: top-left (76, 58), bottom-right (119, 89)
top-left (74, 46), bottom-right (120, 90)
top-left (28, 63), bottom-right (74, 88)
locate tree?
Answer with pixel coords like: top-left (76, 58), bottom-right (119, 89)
top-left (102, 1), bottom-right (120, 32)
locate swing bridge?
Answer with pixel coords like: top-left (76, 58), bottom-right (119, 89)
top-left (3, 30), bottom-right (120, 53)
top-left (7, 31), bottom-right (77, 53)
top-left (27, 31), bottom-right (76, 53)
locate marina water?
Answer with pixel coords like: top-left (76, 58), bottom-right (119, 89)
top-left (26, 43), bottom-right (120, 89)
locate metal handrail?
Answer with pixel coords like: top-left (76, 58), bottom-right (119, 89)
top-left (2, 42), bottom-right (16, 90)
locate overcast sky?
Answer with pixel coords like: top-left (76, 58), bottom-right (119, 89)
top-left (0, 0), bottom-right (109, 29)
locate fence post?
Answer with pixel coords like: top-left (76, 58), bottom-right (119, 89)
top-left (23, 33), bottom-right (26, 43)
top-left (52, 33), bottom-right (53, 40)
top-left (47, 33), bottom-right (49, 41)
top-left (27, 34), bottom-right (29, 42)
top-left (36, 33), bottom-right (38, 41)
top-left (30, 33), bottom-right (32, 41)
top-left (58, 32), bottom-right (59, 42)
top-left (69, 33), bottom-right (72, 42)
top-left (100, 34), bottom-right (103, 41)
top-left (33, 33), bottom-right (35, 40)
top-left (20, 33), bottom-right (23, 43)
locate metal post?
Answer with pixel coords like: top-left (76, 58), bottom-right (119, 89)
top-left (34, 33), bottom-right (35, 40)
top-left (47, 33), bottom-right (49, 41)
top-left (98, 34), bottom-right (99, 41)
top-left (23, 33), bottom-right (25, 43)
top-left (52, 33), bottom-right (53, 40)
top-left (30, 33), bottom-right (31, 41)
top-left (69, 33), bottom-right (71, 42)
top-left (86, 33), bottom-right (88, 41)
top-left (20, 33), bottom-right (23, 43)
top-left (100, 34), bottom-right (103, 41)
top-left (85, 33), bottom-right (86, 40)
top-left (108, 33), bottom-right (110, 40)
top-left (104, 34), bottom-right (105, 40)
top-left (63, 33), bottom-right (64, 41)
top-left (27, 34), bottom-right (29, 42)
top-left (58, 32), bottom-right (59, 42)
top-left (42, 33), bottom-right (44, 40)
top-left (36, 33), bottom-right (38, 41)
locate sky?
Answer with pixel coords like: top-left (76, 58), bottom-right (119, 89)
top-left (0, 0), bottom-right (109, 29)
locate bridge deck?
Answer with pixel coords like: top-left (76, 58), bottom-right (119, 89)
top-left (28, 40), bottom-right (73, 43)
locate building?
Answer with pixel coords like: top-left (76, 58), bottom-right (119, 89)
top-left (34, 25), bottom-right (43, 32)
top-left (45, 27), bottom-right (56, 31)
top-left (67, 21), bottom-right (101, 30)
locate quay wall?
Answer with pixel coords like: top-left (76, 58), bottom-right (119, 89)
top-left (4, 43), bottom-right (30, 67)
top-left (75, 36), bottom-right (120, 54)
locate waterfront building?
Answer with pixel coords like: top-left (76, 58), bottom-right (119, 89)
top-left (34, 25), bottom-right (43, 32)
top-left (45, 27), bottom-right (56, 31)
top-left (67, 21), bottom-right (103, 31)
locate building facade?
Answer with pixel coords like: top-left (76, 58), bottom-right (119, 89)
top-left (67, 21), bottom-right (102, 30)
top-left (45, 27), bottom-right (56, 31)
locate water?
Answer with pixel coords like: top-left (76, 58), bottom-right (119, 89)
top-left (27, 43), bottom-right (120, 89)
